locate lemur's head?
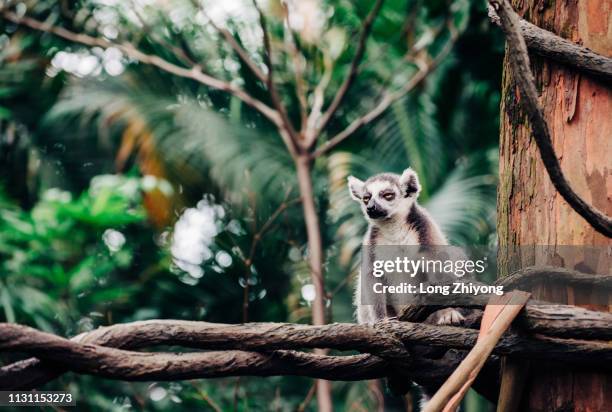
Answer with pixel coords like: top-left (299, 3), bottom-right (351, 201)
top-left (347, 168), bottom-right (421, 222)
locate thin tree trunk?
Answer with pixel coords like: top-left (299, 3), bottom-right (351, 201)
top-left (497, 0), bottom-right (611, 410)
top-left (295, 154), bottom-right (333, 412)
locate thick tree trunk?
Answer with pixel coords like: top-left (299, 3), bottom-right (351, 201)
top-left (498, 0), bottom-right (611, 410)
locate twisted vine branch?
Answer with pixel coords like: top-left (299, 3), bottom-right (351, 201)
top-left (1, 300), bottom-right (610, 390)
top-left (489, 0), bottom-right (612, 237)
top-left (488, 5), bottom-right (612, 84)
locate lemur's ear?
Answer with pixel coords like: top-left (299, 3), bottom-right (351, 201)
top-left (347, 176), bottom-right (365, 201)
top-left (399, 168), bottom-right (421, 198)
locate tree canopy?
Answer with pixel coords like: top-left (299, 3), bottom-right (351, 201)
top-left (0, 0), bottom-right (504, 410)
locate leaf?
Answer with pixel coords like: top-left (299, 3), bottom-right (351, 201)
top-left (0, 282), bottom-right (16, 322)
top-left (45, 80), bottom-right (296, 210)
top-left (0, 106), bottom-right (12, 119)
top-left (425, 157), bottom-right (496, 245)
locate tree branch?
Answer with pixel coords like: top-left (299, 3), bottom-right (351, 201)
top-left (191, 0), bottom-right (267, 83)
top-left (312, 23), bottom-right (457, 158)
top-left (129, 1), bottom-right (197, 67)
top-left (184, 0), bottom-right (300, 156)
top-left (488, 5), bottom-right (612, 84)
top-left (250, 0), bottom-right (300, 147)
top-left (281, 2), bottom-right (309, 131)
top-left (303, 50), bottom-right (333, 146)
top-left (0, 324), bottom-right (389, 383)
top-left (489, 0), bottom-right (612, 237)
top-left (0, 10), bottom-right (284, 130)
top-left (240, 195), bottom-right (302, 322)
top-left (0, 335), bottom-right (475, 395)
top-left (0, 322), bottom-right (407, 390)
top-left (1, 302), bottom-right (611, 390)
top-left (307, 0), bottom-right (385, 147)
top-left (498, 266), bottom-right (612, 290)
top-left (520, 304), bottom-right (612, 340)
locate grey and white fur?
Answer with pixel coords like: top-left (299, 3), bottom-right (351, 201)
top-left (348, 168), bottom-right (465, 405)
top-left (348, 167), bottom-right (464, 326)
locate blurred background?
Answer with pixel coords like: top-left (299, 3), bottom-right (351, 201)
top-left (1, 0), bottom-right (502, 410)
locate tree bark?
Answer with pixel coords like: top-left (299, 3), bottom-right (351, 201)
top-left (498, 0), bottom-right (611, 410)
top-left (518, 17), bottom-right (612, 85)
top-left (1, 317), bottom-right (610, 390)
top-left (294, 155), bottom-right (333, 411)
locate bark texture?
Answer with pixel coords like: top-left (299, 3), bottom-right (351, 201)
top-left (520, 18), bottom-right (612, 84)
top-left (498, 0), bottom-right (612, 409)
top-left (294, 155), bottom-right (333, 412)
top-left (1, 308), bottom-right (610, 390)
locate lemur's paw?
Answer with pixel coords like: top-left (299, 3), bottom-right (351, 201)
top-left (434, 308), bottom-right (464, 325)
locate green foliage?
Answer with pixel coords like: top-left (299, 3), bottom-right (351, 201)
top-left (44, 83), bottom-right (298, 210)
top-left (0, 175), bottom-right (146, 331)
top-left (1, 0), bottom-right (502, 410)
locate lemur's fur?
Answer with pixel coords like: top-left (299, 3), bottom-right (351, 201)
top-left (348, 168), bottom-right (463, 326)
top-left (348, 168), bottom-right (465, 403)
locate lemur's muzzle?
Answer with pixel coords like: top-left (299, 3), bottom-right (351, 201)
top-left (366, 203), bottom-right (387, 219)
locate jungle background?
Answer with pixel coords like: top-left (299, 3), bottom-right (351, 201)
top-left (0, 0), bottom-right (503, 410)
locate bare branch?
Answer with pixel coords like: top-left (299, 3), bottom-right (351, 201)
top-left (489, 0), bottom-right (612, 237)
top-left (241, 194), bottom-right (302, 322)
top-left (185, 0), bottom-right (298, 156)
top-left (190, 381), bottom-right (223, 412)
top-left (312, 24), bottom-right (457, 158)
top-left (297, 382), bottom-right (317, 412)
top-left (1, 298), bottom-right (611, 389)
top-left (0, 324), bottom-right (389, 384)
top-left (520, 304), bottom-right (612, 340)
top-left (254, 197), bottom-right (302, 247)
top-left (1, 10), bottom-right (283, 128)
top-left (400, 0), bottom-right (421, 49)
top-left (0, 322), bottom-right (406, 390)
top-left (250, 0), bottom-right (273, 77)
top-left (281, 2), bottom-right (309, 131)
top-left (250, 0), bottom-right (300, 146)
top-left (488, 5), bottom-right (612, 84)
top-left (309, 0), bottom-right (386, 146)
top-left (129, 1), bottom-right (196, 66)
top-left (304, 57), bottom-right (332, 143)
top-left (498, 266), bottom-right (612, 290)
top-left (190, 0), bottom-right (267, 83)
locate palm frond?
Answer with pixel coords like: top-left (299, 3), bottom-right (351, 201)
top-left (425, 153), bottom-right (497, 245)
top-left (44, 78), bottom-right (296, 209)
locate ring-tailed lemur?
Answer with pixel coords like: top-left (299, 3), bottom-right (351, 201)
top-left (348, 167), bottom-right (465, 403)
top-left (348, 167), bottom-right (464, 325)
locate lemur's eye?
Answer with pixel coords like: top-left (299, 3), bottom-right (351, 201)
top-left (362, 195), bottom-right (371, 204)
top-left (383, 193), bottom-right (395, 201)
